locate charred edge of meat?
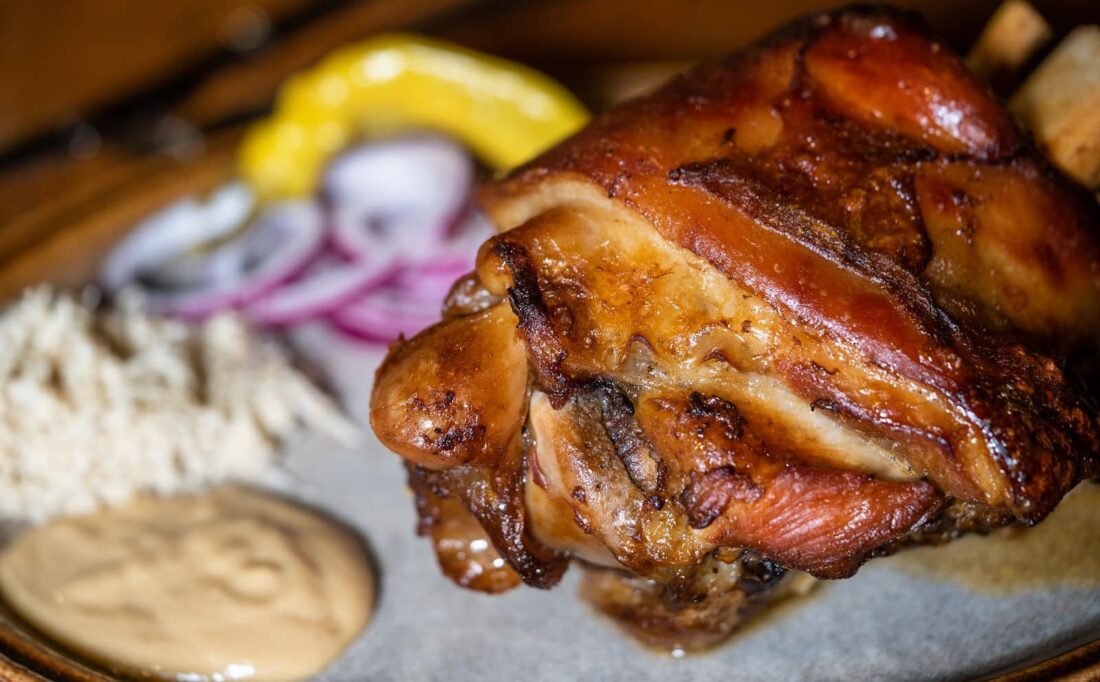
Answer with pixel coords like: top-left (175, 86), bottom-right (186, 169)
top-left (686, 392), bottom-right (746, 440)
top-left (407, 461), bottom-right (569, 589)
top-left (495, 240), bottom-right (575, 407)
top-left (577, 551), bottom-right (803, 652)
top-left (738, 551), bottom-right (789, 594)
top-left (680, 467), bottom-right (763, 530)
top-left (966, 338), bottom-right (1100, 521)
top-left (409, 469), bottom-right (522, 593)
top-left (411, 466), bottom-right (441, 539)
top-left (676, 393), bottom-right (763, 529)
top-left (408, 391), bottom-right (489, 456)
top-left (594, 382), bottom-right (666, 494)
top-left (869, 499), bottom-right (1016, 558)
top-left (673, 165), bottom-right (1094, 517)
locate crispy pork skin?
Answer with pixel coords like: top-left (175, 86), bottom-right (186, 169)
top-left (371, 5), bottom-right (1100, 647)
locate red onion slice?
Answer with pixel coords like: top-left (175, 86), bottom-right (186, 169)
top-left (329, 287), bottom-right (442, 342)
top-left (243, 246), bottom-right (399, 327)
top-left (146, 241), bottom-right (249, 291)
top-left (101, 134), bottom-right (491, 336)
top-left (329, 208), bottom-right (438, 265)
top-left (142, 201), bottom-right (324, 320)
top-left (324, 136), bottom-right (473, 262)
top-left (101, 182), bottom-right (254, 292)
top-left (390, 258), bottom-right (470, 303)
top-left (323, 208), bottom-right (492, 343)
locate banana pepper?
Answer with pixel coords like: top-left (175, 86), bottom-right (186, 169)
top-left (240, 34), bottom-right (589, 198)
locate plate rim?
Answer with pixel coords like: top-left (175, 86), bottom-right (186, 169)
top-left (0, 618), bottom-right (1096, 681)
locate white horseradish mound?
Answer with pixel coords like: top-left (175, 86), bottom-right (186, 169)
top-left (0, 287), bottom-right (358, 522)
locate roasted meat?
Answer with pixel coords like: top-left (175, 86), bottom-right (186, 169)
top-left (370, 6), bottom-right (1100, 648)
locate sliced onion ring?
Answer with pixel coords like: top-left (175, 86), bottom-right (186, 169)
top-left (243, 248), bottom-right (399, 327)
top-left (101, 182), bottom-right (254, 292)
top-left (329, 288), bottom-right (442, 342)
top-left (141, 201), bottom-right (324, 321)
top-left (390, 258), bottom-right (471, 303)
top-left (102, 135), bottom-right (491, 338)
top-left (324, 136), bottom-right (473, 262)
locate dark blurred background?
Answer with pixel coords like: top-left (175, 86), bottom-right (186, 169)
top-left (0, 0), bottom-right (1094, 297)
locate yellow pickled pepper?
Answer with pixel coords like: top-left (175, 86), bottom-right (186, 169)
top-left (240, 34), bottom-right (590, 199)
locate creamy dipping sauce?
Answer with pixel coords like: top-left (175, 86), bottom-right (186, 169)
top-left (0, 487), bottom-right (374, 681)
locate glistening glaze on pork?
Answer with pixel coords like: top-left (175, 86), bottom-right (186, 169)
top-left (371, 5), bottom-right (1100, 647)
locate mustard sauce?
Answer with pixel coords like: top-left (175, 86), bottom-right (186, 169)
top-left (0, 487), bottom-right (374, 681)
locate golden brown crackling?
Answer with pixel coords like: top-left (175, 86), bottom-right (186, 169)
top-left (370, 305), bottom-right (528, 470)
top-left (635, 391), bottom-right (942, 579)
top-left (480, 194), bottom-right (1060, 518)
top-left (802, 8), bottom-right (1022, 158)
top-left (482, 5), bottom-right (1100, 521)
top-left (528, 381), bottom-right (940, 580)
top-left (915, 157), bottom-right (1100, 357)
top-left (485, 7), bottom-right (1100, 368)
top-left (407, 436), bottom-right (568, 589)
top-left (411, 481), bottom-right (521, 593)
top-left (373, 5), bottom-right (1100, 616)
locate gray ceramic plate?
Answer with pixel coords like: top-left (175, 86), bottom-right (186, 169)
top-left (2, 329), bottom-right (1099, 682)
